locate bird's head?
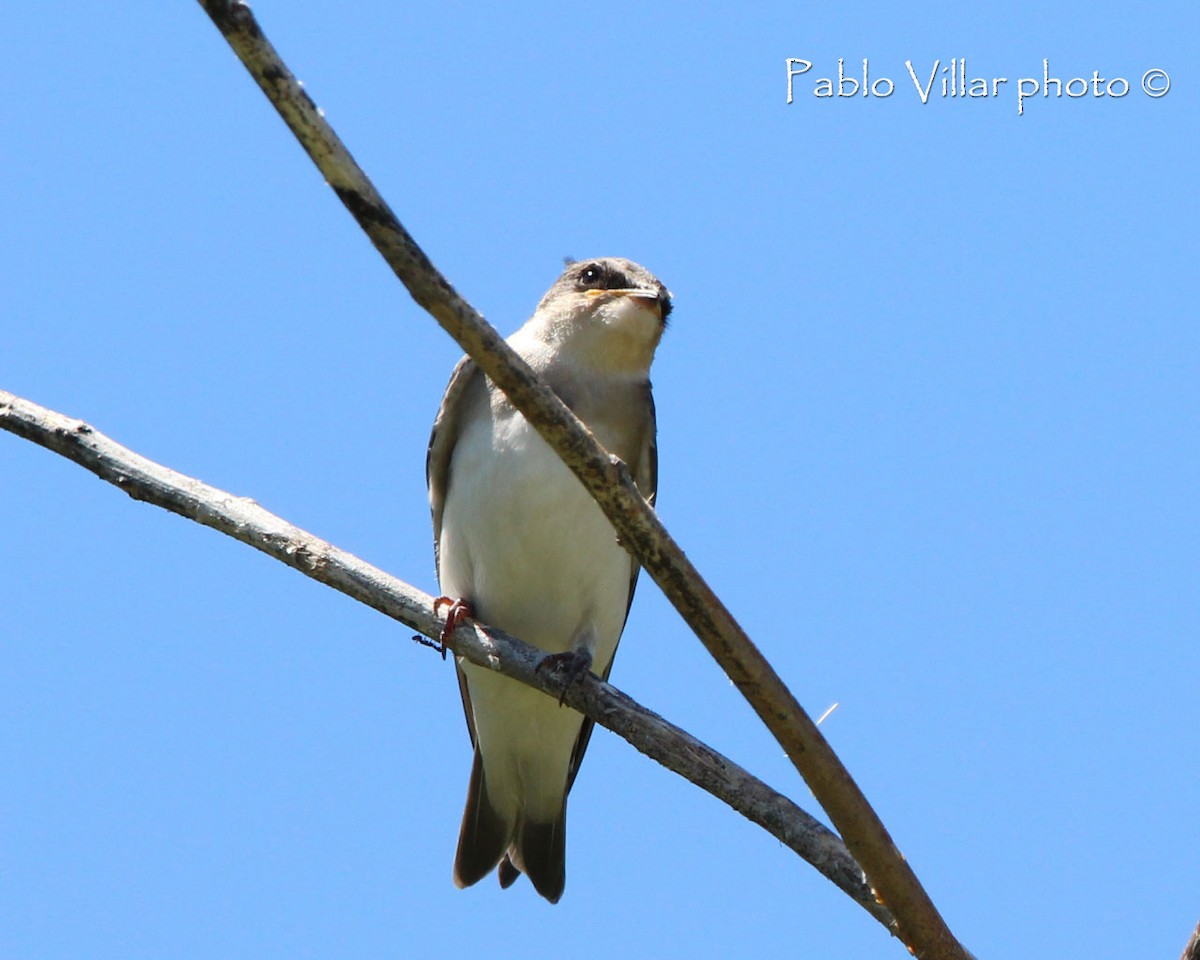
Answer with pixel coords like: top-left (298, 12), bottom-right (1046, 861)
top-left (520, 258), bottom-right (672, 375)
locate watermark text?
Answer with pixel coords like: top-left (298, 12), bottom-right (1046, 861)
top-left (786, 59), bottom-right (1171, 115)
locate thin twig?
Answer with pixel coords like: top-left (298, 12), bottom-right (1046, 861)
top-left (200, 4), bottom-right (966, 955)
top-left (1180, 919), bottom-right (1200, 960)
top-left (0, 388), bottom-right (892, 929)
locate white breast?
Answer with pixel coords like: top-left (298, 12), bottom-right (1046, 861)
top-left (438, 402), bottom-right (632, 664)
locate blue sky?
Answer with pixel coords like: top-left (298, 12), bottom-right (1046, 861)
top-left (3, 2), bottom-right (1196, 958)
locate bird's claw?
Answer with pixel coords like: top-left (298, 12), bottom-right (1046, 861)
top-left (536, 649), bottom-right (594, 706)
top-left (423, 596), bottom-right (474, 659)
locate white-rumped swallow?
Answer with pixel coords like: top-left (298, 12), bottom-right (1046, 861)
top-left (426, 258), bottom-right (670, 902)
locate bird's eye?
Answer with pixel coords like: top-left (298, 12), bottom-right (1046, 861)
top-left (578, 264), bottom-right (604, 288)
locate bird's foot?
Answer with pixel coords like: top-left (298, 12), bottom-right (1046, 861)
top-left (536, 649), bottom-right (593, 706)
top-left (419, 596), bottom-right (473, 659)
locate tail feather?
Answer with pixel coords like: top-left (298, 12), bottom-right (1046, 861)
top-left (452, 748), bottom-right (569, 903)
top-left (453, 749), bottom-right (510, 889)
top-left (512, 809), bottom-right (567, 904)
top-left (497, 855), bottom-right (520, 889)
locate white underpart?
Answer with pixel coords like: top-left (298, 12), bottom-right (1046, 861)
top-left (438, 389), bottom-right (633, 826)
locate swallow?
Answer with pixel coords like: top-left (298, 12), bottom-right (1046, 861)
top-left (426, 257), bottom-right (671, 902)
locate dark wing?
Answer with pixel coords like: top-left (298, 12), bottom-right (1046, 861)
top-left (566, 383), bottom-right (657, 792)
top-left (427, 355), bottom-right (482, 574)
top-left (426, 355), bottom-right (486, 743)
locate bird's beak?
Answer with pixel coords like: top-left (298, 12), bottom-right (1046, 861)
top-left (586, 287), bottom-right (670, 319)
top-left (584, 287), bottom-right (656, 299)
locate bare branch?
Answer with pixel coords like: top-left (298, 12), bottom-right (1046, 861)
top-left (0, 388), bottom-right (893, 931)
top-left (192, 3), bottom-right (970, 956)
top-left (1180, 919), bottom-right (1200, 960)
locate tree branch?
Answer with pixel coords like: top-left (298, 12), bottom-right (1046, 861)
top-left (1180, 919), bottom-right (1200, 960)
top-left (150, 4), bottom-right (960, 955)
top-left (1, 387), bottom-right (892, 931)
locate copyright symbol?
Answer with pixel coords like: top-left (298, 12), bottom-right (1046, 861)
top-left (1142, 68), bottom-right (1170, 97)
